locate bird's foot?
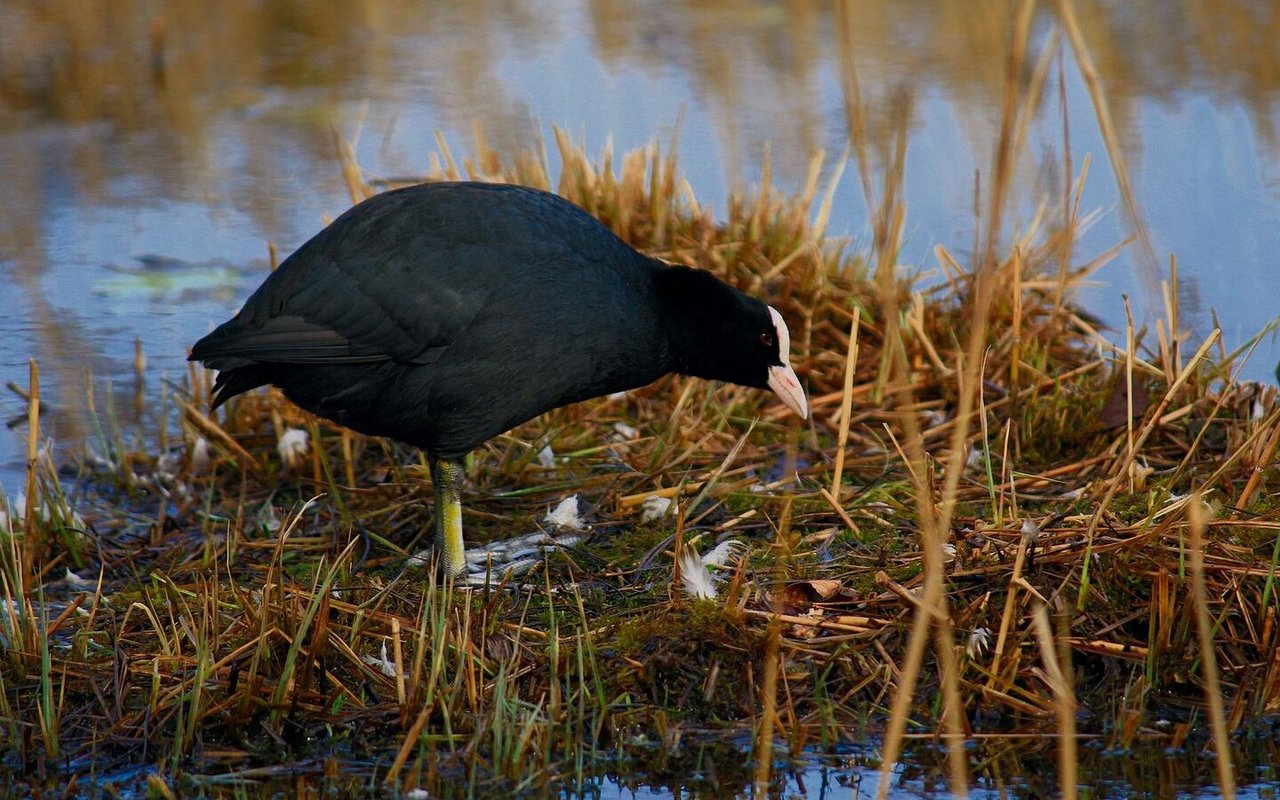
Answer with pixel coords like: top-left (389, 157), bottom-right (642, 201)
top-left (406, 493), bottom-right (590, 585)
top-left (458, 494), bottom-right (590, 585)
top-left (459, 528), bottom-right (585, 585)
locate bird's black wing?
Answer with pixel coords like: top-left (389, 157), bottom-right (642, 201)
top-left (191, 184), bottom-right (556, 369)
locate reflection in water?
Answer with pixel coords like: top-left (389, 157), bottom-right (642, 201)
top-left (3, 1), bottom-right (1276, 246)
top-left (7, 736), bottom-right (1274, 797)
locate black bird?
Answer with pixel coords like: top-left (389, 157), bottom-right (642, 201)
top-left (190, 182), bottom-right (807, 576)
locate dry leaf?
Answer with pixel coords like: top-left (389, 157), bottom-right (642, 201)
top-left (1098, 377), bottom-right (1149, 428)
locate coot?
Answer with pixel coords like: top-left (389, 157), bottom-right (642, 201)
top-left (191, 182), bottom-right (807, 576)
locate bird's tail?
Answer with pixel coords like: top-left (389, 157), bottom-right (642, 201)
top-left (209, 365), bottom-right (272, 410)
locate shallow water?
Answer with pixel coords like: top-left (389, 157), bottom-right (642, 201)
top-left (19, 737), bottom-right (1279, 798)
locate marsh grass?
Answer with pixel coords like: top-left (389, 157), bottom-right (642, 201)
top-left (3, 12), bottom-right (1280, 799)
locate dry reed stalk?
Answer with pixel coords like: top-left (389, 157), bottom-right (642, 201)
top-left (1079, 329), bottom-right (1221, 606)
top-left (742, 608), bottom-right (884, 635)
top-left (1167, 255), bottom-right (1181, 373)
top-left (1033, 604), bottom-right (1077, 800)
top-left (616, 482), bottom-right (706, 510)
top-left (434, 130), bottom-right (460, 181)
top-left (177, 397), bottom-right (262, 474)
top-left (333, 123), bottom-right (369, 204)
top-left (875, 4), bottom-right (1038, 794)
top-left (132, 337), bottom-right (146, 420)
top-left (753, 611), bottom-right (781, 796)
top-left (1010, 249), bottom-right (1022, 389)
top-left (817, 486), bottom-right (859, 534)
top-left (1188, 496), bottom-right (1236, 800)
top-left (844, 72), bottom-right (969, 800)
top-left (987, 526), bottom-right (1035, 690)
top-left (1233, 414), bottom-right (1280, 512)
top-left (21, 359), bottom-right (43, 593)
top-left (387, 692), bottom-right (435, 788)
top-left (670, 500), bottom-right (685, 605)
top-left (341, 430), bottom-right (357, 489)
top-left (1123, 295), bottom-right (1137, 490)
top-left (1056, 0), bottom-right (1158, 284)
top-left (829, 306), bottom-right (862, 499)
top-left (1053, 51), bottom-right (1074, 311)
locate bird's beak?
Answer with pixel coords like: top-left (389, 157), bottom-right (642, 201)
top-left (765, 305), bottom-right (808, 419)
top-left (768, 363), bottom-right (808, 419)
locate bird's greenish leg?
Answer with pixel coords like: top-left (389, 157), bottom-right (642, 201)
top-left (430, 455), bottom-right (467, 577)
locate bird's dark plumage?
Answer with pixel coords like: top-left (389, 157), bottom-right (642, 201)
top-left (191, 181), bottom-right (806, 575)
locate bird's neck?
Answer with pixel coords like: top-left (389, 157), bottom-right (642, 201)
top-left (652, 264), bottom-right (725, 379)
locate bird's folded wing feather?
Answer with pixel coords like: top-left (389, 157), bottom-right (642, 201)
top-left (191, 183), bottom-right (594, 369)
top-left (193, 239), bottom-right (498, 367)
top-left (195, 315), bottom-right (393, 364)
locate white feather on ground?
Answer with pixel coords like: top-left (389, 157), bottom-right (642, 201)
top-left (967, 627), bottom-right (993, 658)
top-left (677, 539), bottom-right (747, 600)
top-left (640, 495), bottom-right (672, 522)
top-left (544, 495), bottom-right (586, 530)
top-left (276, 427), bottom-right (309, 467)
top-left (361, 641), bottom-right (397, 678)
top-left (537, 445), bottom-right (556, 468)
top-left (64, 568), bottom-right (97, 592)
top-left (1020, 518), bottom-right (1041, 546)
top-left (678, 542), bottom-right (718, 600)
top-left (191, 436), bottom-right (211, 470)
top-left (701, 539), bottom-right (745, 568)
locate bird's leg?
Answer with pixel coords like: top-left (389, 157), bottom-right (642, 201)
top-left (423, 454), bottom-right (584, 585)
top-left (430, 455), bottom-right (467, 577)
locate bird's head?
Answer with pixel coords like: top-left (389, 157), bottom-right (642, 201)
top-left (657, 266), bottom-right (808, 419)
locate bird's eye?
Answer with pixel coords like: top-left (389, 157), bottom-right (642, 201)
top-left (760, 331), bottom-right (775, 348)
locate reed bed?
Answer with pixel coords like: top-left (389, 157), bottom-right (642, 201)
top-left (3, 13), bottom-right (1280, 797)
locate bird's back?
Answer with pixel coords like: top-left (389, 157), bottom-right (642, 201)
top-left (191, 182), bottom-right (672, 456)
